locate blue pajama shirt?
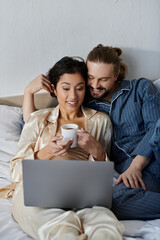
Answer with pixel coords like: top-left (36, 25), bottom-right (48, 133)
top-left (85, 78), bottom-right (160, 220)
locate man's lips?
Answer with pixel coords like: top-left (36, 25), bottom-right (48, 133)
top-left (90, 88), bottom-right (105, 94)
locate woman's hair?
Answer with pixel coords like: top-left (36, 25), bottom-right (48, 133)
top-left (86, 44), bottom-right (128, 82)
top-left (47, 56), bottom-right (88, 97)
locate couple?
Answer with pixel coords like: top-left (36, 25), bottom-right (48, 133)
top-left (23, 44), bottom-right (160, 219)
top-left (9, 44), bottom-right (160, 239)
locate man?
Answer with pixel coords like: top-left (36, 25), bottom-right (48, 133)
top-left (85, 44), bottom-right (160, 220)
top-left (23, 44), bottom-right (160, 220)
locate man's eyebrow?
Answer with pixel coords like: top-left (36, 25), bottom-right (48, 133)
top-left (88, 75), bottom-right (110, 79)
top-left (99, 77), bottom-right (110, 80)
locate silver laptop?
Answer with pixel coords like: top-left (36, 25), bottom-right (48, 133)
top-left (22, 159), bottom-right (114, 209)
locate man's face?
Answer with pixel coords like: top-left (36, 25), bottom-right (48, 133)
top-left (87, 61), bottom-right (118, 100)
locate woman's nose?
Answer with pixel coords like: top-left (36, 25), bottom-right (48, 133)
top-left (69, 89), bottom-right (77, 99)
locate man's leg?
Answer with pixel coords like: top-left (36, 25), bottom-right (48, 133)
top-left (112, 172), bottom-right (160, 220)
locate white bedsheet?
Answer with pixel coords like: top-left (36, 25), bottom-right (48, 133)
top-left (0, 159), bottom-right (160, 240)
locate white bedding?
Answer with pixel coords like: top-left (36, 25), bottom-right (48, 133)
top-left (0, 100), bottom-right (160, 240)
top-left (1, 159), bottom-right (160, 240)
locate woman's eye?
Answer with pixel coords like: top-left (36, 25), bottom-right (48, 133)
top-left (63, 88), bottom-right (69, 91)
top-left (77, 88), bottom-right (84, 91)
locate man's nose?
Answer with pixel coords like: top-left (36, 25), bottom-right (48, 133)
top-left (91, 79), bottom-right (99, 89)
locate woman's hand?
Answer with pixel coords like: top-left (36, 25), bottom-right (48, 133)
top-left (35, 136), bottom-right (73, 160)
top-left (116, 155), bottom-right (148, 190)
top-left (77, 129), bottom-right (106, 161)
top-left (24, 74), bottom-right (54, 95)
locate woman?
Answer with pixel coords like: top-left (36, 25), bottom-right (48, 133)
top-left (11, 57), bottom-right (123, 240)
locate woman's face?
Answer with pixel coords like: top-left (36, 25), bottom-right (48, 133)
top-left (54, 73), bottom-right (86, 112)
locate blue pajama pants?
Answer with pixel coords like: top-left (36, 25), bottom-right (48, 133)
top-left (111, 119), bottom-right (160, 220)
top-left (111, 171), bottom-right (160, 220)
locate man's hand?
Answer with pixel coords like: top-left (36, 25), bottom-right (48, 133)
top-left (116, 155), bottom-right (149, 190)
top-left (23, 74), bottom-right (55, 122)
top-left (24, 74), bottom-right (54, 95)
top-left (116, 165), bottom-right (146, 190)
top-left (77, 128), bottom-right (106, 161)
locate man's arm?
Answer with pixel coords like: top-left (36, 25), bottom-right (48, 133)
top-left (23, 74), bottom-right (53, 122)
top-left (131, 79), bottom-right (160, 160)
top-left (23, 88), bottom-right (36, 122)
top-left (117, 79), bottom-right (160, 189)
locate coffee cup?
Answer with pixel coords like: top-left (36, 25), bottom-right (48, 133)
top-left (61, 124), bottom-right (78, 148)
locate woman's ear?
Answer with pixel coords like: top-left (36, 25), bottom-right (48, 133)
top-left (50, 84), bottom-right (57, 98)
top-left (53, 87), bottom-right (57, 97)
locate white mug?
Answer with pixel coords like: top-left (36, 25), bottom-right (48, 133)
top-left (61, 124), bottom-right (78, 148)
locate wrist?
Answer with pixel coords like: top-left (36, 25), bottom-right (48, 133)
top-left (131, 155), bottom-right (149, 170)
top-left (24, 86), bottom-right (34, 96)
top-left (93, 151), bottom-right (106, 161)
top-left (35, 146), bottom-right (53, 160)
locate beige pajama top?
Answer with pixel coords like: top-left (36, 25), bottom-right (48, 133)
top-left (0, 105), bottom-right (124, 240)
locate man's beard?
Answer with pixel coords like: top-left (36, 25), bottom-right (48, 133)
top-left (89, 86), bottom-right (111, 100)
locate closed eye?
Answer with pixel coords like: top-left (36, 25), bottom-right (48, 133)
top-left (76, 87), bottom-right (84, 91)
top-left (100, 77), bottom-right (110, 81)
top-left (88, 75), bottom-right (94, 79)
top-left (63, 88), bottom-right (69, 91)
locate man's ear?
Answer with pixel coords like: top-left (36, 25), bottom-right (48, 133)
top-left (114, 70), bottom-right (120, 81)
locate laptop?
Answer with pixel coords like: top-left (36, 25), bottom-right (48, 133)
top-left (22, 159), bottom-right (114, 209)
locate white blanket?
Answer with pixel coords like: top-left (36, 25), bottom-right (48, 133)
top-left (1, 160), bottom-right (160, 240)
top-left (0, 98), bottom-right (160, 240)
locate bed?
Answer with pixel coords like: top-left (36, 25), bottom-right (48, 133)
top-left (0, 89), bottom-right (160, 240)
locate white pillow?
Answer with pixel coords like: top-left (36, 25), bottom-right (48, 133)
top-left (0, 105), bottom-right (23, 161)
top-left (153, 78), bottom-right (160, 91)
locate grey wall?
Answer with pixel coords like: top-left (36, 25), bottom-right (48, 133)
top-left (0, 0), bottom-right (160, 97)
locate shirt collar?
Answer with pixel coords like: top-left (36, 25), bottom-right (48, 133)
top-left (47, 104), bottom-right (97, 123)
top-left (119, 80), bottom-right (131, 91)
top-left (111, 80), bottom-right (131, 101)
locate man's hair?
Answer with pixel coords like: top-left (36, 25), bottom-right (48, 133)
top-left (47, 56), bottom-right (88, 97)
top-left (87, 44), bottom-right (128, 82)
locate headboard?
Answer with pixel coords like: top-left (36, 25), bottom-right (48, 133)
top-left (0, 92), bottom-right (58, 108)
top-left (0, 79), bottom-right (159, 108)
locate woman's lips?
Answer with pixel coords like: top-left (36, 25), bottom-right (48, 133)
top-left (66, 101), bottom-right (78, 107)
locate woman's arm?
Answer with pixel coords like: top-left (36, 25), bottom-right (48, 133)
top-left (23, 74), bottom-right (54, 122)
top-left (77, 112), bottom-right (113, 161)
top-left (11, 111), bottom-right (73, 182)
top-left (11, 113), bottom-right (40, 182)
top-left (35, 136), bottom-right (73, 160)
top-left (77, 128), bottom-right (106, 161)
